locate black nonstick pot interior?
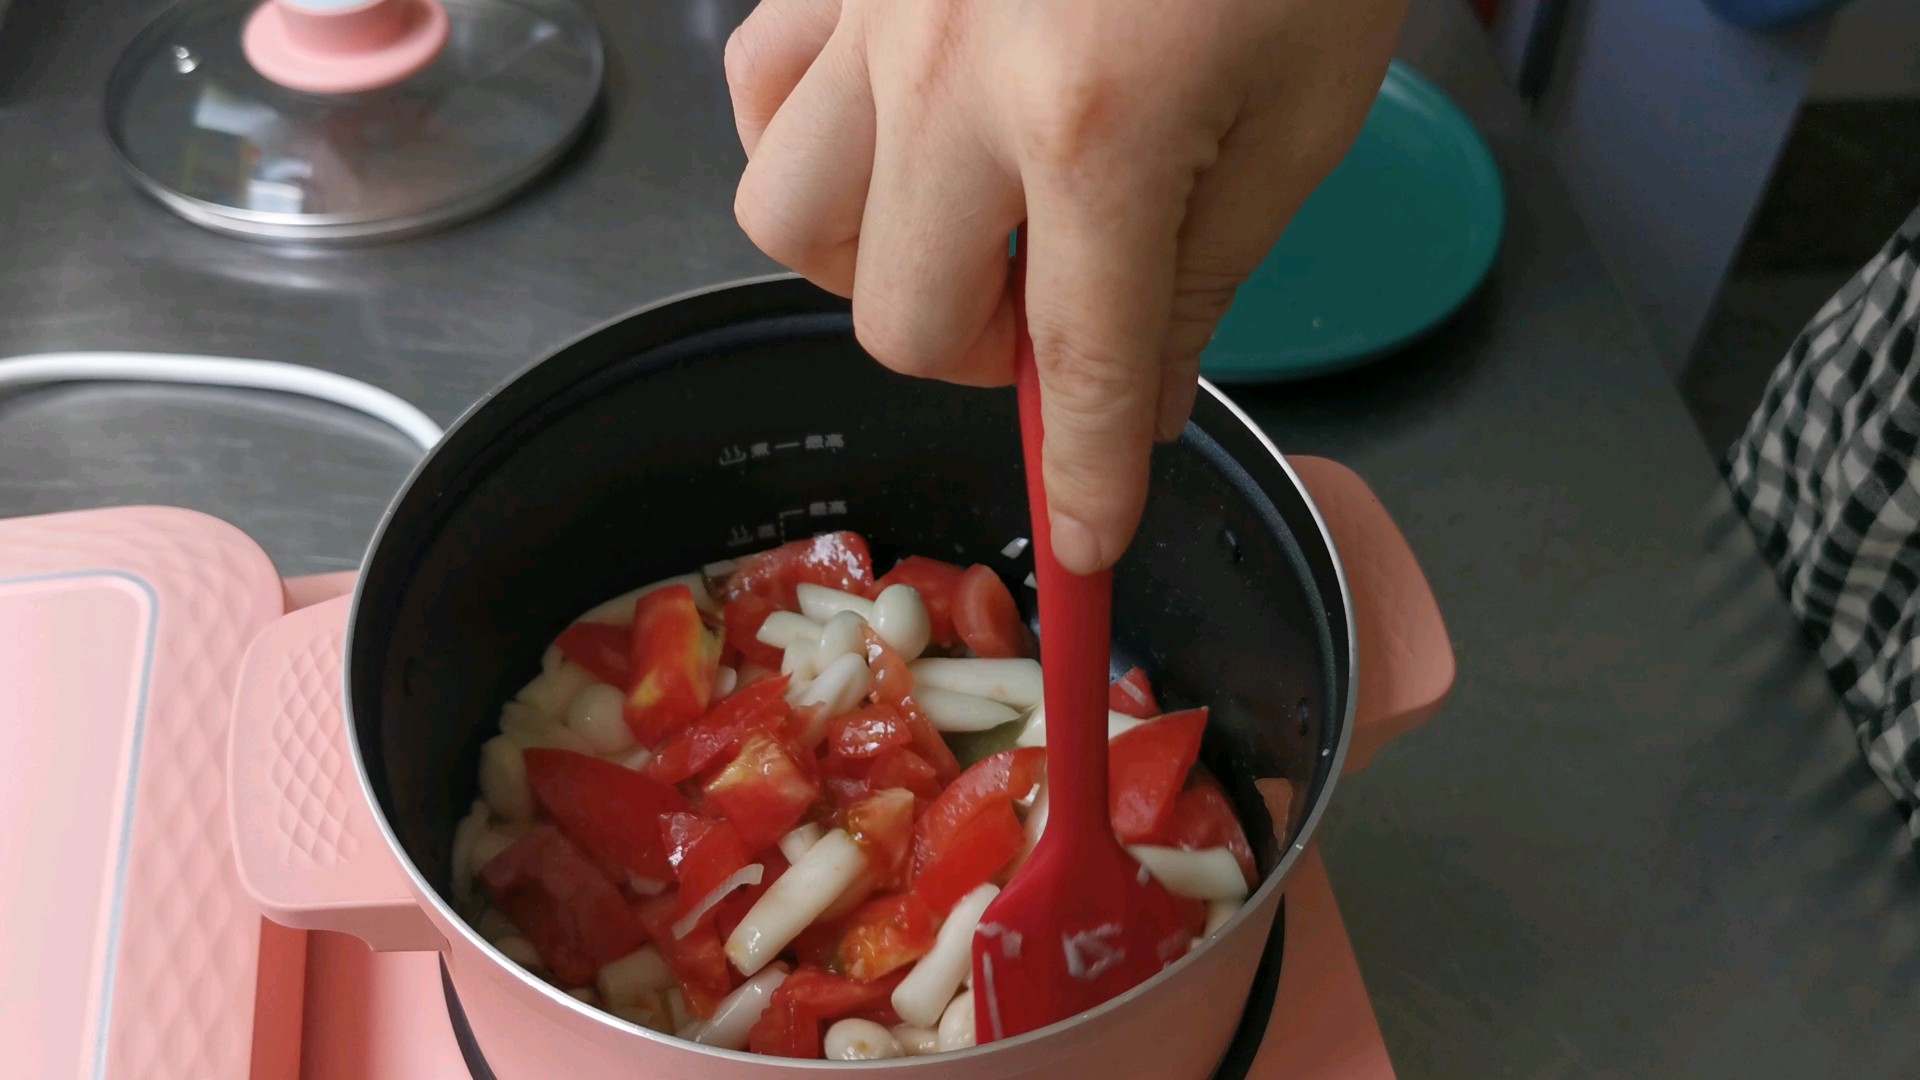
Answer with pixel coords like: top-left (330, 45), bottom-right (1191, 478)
top-left (348, 276), bottom-right (1349, 907)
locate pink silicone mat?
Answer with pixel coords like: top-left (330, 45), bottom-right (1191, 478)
top-left (0, 507), bottom-right (285, 1080)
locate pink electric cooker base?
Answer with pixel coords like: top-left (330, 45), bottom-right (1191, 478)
top-left (0, 506), bottom-right (1395, 1080)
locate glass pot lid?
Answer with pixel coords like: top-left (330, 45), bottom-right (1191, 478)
top-left (105, 0), bottom-right (604, 243)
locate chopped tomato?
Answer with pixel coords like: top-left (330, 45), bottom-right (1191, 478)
top-left (642, 674), bottom-right (792, 785)
top-left (867, 748), bottom-right (942, 804)
top-left (863, 630), bottom-right (961, 781)
top-left (659, 812), bottom-right (753, 926)
top-left (1108, 666), bottom-right (1162, 719)
top-left (625, 584), bottom-right (723, 746)
top-left (702, 731), bottom-right (820, 849)
top-left (721, 594), bottom-right (787, 670)
top-left (523, 749), bottom-right (689, 881)
top-left (875, 556), bottom-right (965, 645)
top-left (864, 628), bottom-right (915, 706)
top-left (746, 966), bottom-right (905, 1058)
top-left (912, 747), bottom-right (1045, 875)
top-left (833, 892), bottom-right (937, 981)
top-left (553, 621), bottom-right (632, 688)
top-left (636, 892), bottom-right (733, 1017)
top-left (714, 850), bottom-right (787, 941)
top-left (1109, 709), bottom-right (1208, 843)
top-left (845, 787), bottom-right (916, 891)
top-left (479, 826), bottom-right (646, 986)
top-left (952, 564), bottom-right (1032, 659)
top-left (827, 703), bottom-right (911, 761)
top-left (720, 531), bottom-right (876, 609)
top-left (912, 801), bottom-right (1024, 915)
top-left (1160, 775), bottom-right (1258, 888)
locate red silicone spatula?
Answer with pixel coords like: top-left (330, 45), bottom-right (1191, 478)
top-left (970, 251), bottom-right (1194, 1043)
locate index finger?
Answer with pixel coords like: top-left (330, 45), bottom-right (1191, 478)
top-left (1022, 164), bottom-right (1191, 574)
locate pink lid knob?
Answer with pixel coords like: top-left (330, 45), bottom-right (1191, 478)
top-left (243, 0), bottom-right (450, 94)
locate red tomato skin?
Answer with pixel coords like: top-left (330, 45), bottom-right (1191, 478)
top-left (1159, 775), bottom-right (1259, 888)
top-left (625, 584), bottom-right (722, 746)
top-left (1108, 708), bottom-right (1208, 843)
top-left (1107, 666), bottom-right (1162, 719)
top-left (874, 556), bottom-right (965, 645)
top-left (912, 801), bottom-right (1024, 915)
top-left (721, 531), bottom-right (876, 609)
top-left (747, 966), bottom-right (906, 1058)
top-left (845, 787), bottom-right (916, 891)
top-left (478, 826), bottom-right (646, 986)
top-left (834, 892), bottom-right (937, 980)
top-left (553, 621), bottom-right (632, 687)
top-left (702, 731), bottom-right (821, 849)
top-left (642, 674), bottom-right (792, 785)
top-left (866, 749), bottom-right (942, 804)
top-left (827, 703), bottom-right (912, 761)
top-left (636, 892), bottom-right (733, 1016)
top-left (714, 850), bottom-right (787, 941)
top-left (911, 747), bottom-right (1045, 875)
top-left (722, 595), bottom-right (787, 670)
top-left (658, 812), bottom-right (753, 923)
top-left (522, 748), bottom-right (689, 881)
top-left (952, 564), bottom-right (1033, 659)
top-left (863, 630), bottom-right (962, 781)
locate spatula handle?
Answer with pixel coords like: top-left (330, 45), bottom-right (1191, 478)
top-left (1012, 252), bottom-right (1114, 843)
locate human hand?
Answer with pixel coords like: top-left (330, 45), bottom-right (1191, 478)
top-left (727, 0), bottom-right (1404, 572)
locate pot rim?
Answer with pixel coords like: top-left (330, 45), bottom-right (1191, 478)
top-left (343, 272), bottom-right (1358, 1067)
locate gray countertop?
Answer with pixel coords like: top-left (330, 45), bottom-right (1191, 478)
top-left (2, 0), bottom-right (1914, 1076)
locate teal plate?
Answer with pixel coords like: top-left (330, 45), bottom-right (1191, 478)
top-left (1199, 61), bottom-right (1504, 384)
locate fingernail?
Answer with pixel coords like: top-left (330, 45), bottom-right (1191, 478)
top-left (1049, 512), bottom-right (1107, 575)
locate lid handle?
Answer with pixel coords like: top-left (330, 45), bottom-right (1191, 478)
top-left (243, 0), bottom-right (450, 94)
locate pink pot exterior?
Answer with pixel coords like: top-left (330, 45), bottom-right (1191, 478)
top-left (225, 454), bottom-right (1453, 1079)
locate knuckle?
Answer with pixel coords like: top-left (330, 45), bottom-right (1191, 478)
top-left (722, 23), bottom-right (761, 94)
top-left (1037, 334), bottom-right (1139, 416)
top-left (852, 294), bottom-right (951, 377)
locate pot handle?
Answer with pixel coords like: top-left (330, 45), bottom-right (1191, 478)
top-left (1290, 457), bottom-right (1455, 773)
top-left (228, 593), bottom-right (445, 952)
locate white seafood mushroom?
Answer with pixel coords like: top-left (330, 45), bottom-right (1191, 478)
top-left (825, 1018), bottom-right (905, 1060)
top-left (908, 657), bottom-right (1043, 707)
top-left (870, 584), bottom-right (931, 660)
top-left (725, 829), bottom-right (867, 976)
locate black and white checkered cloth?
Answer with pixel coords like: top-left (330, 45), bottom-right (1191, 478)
top-left (1725, 201), bottom-right (1920, 851)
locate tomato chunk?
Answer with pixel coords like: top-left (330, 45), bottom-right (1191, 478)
top-left (1160, 775), bottom-right (1258, 888)
top-left (952, 564), bottom-right (1032, 659)
top-left (833, 892), bottom-right (937, 981)
top-left (1108, 708), bottom-right (1208, 843)
top-left (523, 748), bottom-right (689, 882)
top-left (721, 531), bottom-right (876, 609)
top-left (912, 747), bottom-right (1044, 875)
top-left (714, 850), bottom-right (787, 941)
top-left (721, 594), bottom-right (787, 670)
top-left (660, 812), bottom-right (753, 926)
top-left (746, 966), bottom-right (905, 1058)
top-left (479, 825), bottom-right (645, 986)
top-left (1108, 666), bottom-right (1162, 719)
top-left (642, 674), bottom-right (792, 785)
top-left (702, 731), bottom-right (820, 849)
top-left (875, 556), bottom-right (966, 646)
top-left (625, 584), bottom-right (723, 746)
top-left (553, 621), bottom-right (632, 688)
top-left (866, 748), bottom-right (942, 804)
top-left (636, 892), bottom-right (734, 1017)
top-left (912, 801), bottom-right (1024, 915)
top-left (845, 786), bottom-right (916, 891)
top-left (827, 703), bottom-right (912, 761)
top-left (863, 630), bottom-right (961, 781)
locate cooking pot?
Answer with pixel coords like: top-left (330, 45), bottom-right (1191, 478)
top-left (228, 276), bottom-right (1453, 1078)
